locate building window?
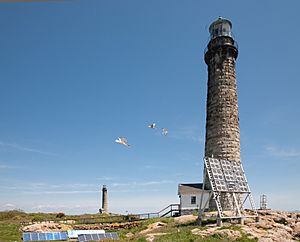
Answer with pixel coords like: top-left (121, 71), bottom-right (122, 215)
top-left (191, 196), bottom-right (196, 204)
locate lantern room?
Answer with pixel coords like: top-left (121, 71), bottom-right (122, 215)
top-left (209, 17), bottom-right (233, 39)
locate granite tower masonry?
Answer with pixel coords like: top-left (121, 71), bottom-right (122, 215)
top-left (203, 17), bottom-right (240, 209)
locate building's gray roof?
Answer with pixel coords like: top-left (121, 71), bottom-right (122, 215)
top-left (178, 183), bottom-right (209, 195)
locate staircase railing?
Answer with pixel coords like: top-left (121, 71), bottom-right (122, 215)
top-left (158, 204), bottom-right (180, 217)
top-left (133, 203), bottom-right (180, 219)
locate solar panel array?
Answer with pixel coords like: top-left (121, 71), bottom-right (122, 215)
top-left (78, 232), bottom-right (119, 241)
top-left (207, 158), bottom-right (249, 193)
top-left (67, 229), bottom-right (105, 238)
top-left (23, 232), bottom-right (68, 241)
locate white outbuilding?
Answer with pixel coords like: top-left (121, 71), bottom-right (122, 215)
top-left (178, 183), bottom-right (210, 215)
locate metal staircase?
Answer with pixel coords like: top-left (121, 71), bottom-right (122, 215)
top-left (158, 204), bottom-right (180, 217)
top-left (133, 204), bottom-right (180, 219)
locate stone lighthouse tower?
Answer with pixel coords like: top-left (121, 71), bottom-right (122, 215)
top-left (203, 17), bottom-right (240, 209)
top-left (100, 185), bottom-right (108, 214)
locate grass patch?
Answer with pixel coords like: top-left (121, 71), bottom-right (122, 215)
top-left (235, 237), bottom-right (258, 242)
top-left (0, 210), bottom-right (28, 222)
top-left (154, 229), bottom-right (230, 242)
top-left (217, 225), bottom-right (257, 242)
top-left (0, 210), bottom-right (146, 225)
top-left (0, 211), bottom-right (258, 242)
top-left (217, 225), bottom-right (242, 231)
top-left (0, 222), bottom-right (22, 242)
top-left (118, 217), bottom-right (174, 239)
top-left (200, 218), bottom-right (217, 226)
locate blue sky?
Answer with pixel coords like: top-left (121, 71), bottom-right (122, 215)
top-left (0, 0), bottom-right (299, 214)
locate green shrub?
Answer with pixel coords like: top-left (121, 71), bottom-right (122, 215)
top-left (155, 229), bottom-right (231, 242)
top-left (0, 210), bottom-right (27, 221)
top-left (56, 212), bottom-right (65, 218)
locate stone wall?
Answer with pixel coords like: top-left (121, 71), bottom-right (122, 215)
top-left (180, 209), bottom-right (199, 216)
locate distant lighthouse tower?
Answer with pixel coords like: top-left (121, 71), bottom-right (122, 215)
top-left (100, 185), bottom-right (108, 214)
top-left (204, 17), bottom-right (240, 210)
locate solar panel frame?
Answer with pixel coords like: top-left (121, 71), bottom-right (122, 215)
top-left (61, 233), bottom-right (68, 240)
top-left (23, 233), bottom-right (31, 241)
top-left (22, 232), bottom-right (68, 241)
top-left (78, 232), bottom-right (119, 241)
top-left (67, 229), bottom-right (105, 238)
top-left (53, 233), bottom-right (60, 240)
top-left (38, 233), bottom-right (46, 240)
top-left (206, 158), bottom-right (250, 193)
top-left (78, 234), bottom-right (85, 242)
top-left (106, 233), bottom-right (113, 239)
top-left (90, 234), bottom-right (98, 240)
top-left (98, 233), bottom-right (106, 239)
top-left (86, 234), bottom-right (93, 240)
top-left (111, 232), bottom-right (119, 239)
top-left (199, 157), bottom-right (259, 221)
top-left (31, 233), bottom-right (38, 241)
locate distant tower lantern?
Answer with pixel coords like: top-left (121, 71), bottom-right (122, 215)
top-left (100, 185), bottom-right (108, 214)
top-left (204, 17), bottom-right (240, 210)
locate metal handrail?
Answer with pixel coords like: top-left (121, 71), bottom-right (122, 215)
top-left (157, 203), bottom-right (179, 215)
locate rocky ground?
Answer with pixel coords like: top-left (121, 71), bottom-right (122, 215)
top-left (22, 221), bottom-right (142, 232)
top-left (22, 223), bottom-right (72, 233)
top-left (179, 210), bottom-right (300, 242)
top-left (21, 210), bottom-right (300, 242)
top-left (243, 210), bottom-right (300, 242)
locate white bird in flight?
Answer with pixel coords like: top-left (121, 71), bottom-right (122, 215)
top-left (148, 123), bottom-right (156, 129)
top-left (162, 128), bottom-right (168, 136)
top-left (148, 122), bottom-right (169, 136)
top-left (115, 137), bottom-right (130, 147)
